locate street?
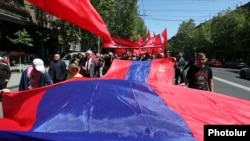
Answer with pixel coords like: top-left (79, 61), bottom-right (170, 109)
top-left (212, 67), bottom-right (250, 100)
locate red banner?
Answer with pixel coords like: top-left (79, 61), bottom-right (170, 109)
top-left (103, 34), bottom-right (163, 49)
top-left (10, 51), bottom-right (26, 56)
top-left (28, 0), bottom-right (113, 44)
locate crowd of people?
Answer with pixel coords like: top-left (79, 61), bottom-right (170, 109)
top-left (0, 49), bottom-right (214, 98)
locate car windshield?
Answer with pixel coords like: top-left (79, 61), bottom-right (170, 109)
top-left (62, 54), bottom-right (72, 60)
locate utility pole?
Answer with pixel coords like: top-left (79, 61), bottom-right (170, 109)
top-left (97, 36), bottom-right (100, 53)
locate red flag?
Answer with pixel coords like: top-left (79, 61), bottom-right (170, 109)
top-left (147, 48), bottom-right (153, 55)
top-left (28, 0), bottom-right (113, 43)
top-left (153, 47), bottom-right (161, 55)
top-left (141, 34), bottom-right (162, 48)
top-left (161, 28), bottom-right (168, 51)
top-left (146, 30), bottom-right (151, 41)
top-left (110, 35), bottom-right (139, 47)
top-left (115, 48), bottom-right (126, 56)
top-left (137, 34), bottom-right (143, 45)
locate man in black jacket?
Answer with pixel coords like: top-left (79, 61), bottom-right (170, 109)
top-left (95, 57), bottom-right (108, 78)
top-left (48, 53), bottom-right (68, 83)
top-left (0, 55), bottom-right (11, 90)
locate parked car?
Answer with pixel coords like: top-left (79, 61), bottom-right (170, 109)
top-left (61, 52), bottom-right (82, 68)
top-left (207, 59), bottom-right (223, 67)
top-left (239, 66), bottom-right (250, 79)
top-left (224, 59), bottom-right (247, 68)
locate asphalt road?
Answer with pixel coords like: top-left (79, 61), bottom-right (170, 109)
top-left (212, 67), bottom-right (250, 100)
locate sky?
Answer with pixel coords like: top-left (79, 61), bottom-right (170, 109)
top-left (137, 0), bottom-right (250, 39)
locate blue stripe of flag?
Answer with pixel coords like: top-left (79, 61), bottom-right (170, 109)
top-left (125, 60), bottom-right (151, 82)
top-left (0, 80), bottom-right (196, 141)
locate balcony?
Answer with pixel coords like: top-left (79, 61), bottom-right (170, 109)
top-left (0, 0), bottom-right (31, 22)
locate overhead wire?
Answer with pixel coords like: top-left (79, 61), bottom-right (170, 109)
top-left (138, 0), bottom-right (244, 22)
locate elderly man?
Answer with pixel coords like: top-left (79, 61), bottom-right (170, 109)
top-left (82, 50), bottom-right (97, 78)
top-left (48, 53), bottom-right (68, 83)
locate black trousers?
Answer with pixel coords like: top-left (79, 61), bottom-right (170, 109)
top-left (0, 79), bottom-right (7, 89)
top-left (175, 69), bottom-right (185, 84)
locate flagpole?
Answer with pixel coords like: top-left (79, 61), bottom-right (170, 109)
top-left (19, 46), bottom-right (22, 72)
top-left (97, 36), bottom-right (100, 53)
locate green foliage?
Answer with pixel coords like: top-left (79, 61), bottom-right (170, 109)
top-left (171, 7), bottom-right (250, 60)
top-left (172, 19), bottom-right (196, 56)
top-left (7, 28), bottom-right (33, 47)
top-left (36, 31), bottom-right (50, 42)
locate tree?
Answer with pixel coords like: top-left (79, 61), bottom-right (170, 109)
top-left (7, 28), bottom-right (33, 47)
top-left (7, 28), bottom-right (33, 72)
top-left (173, 19), bottom-right (196, 56)
top-left (193, 22), bottom-right (213, 57)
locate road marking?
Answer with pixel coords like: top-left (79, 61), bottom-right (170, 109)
top-left (214, 76), bottom-right (250, 91)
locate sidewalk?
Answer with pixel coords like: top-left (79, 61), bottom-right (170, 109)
top-left (7, 64), bottom-right (29, 90)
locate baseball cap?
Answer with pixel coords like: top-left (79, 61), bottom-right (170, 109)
top-left (33, 58), bottom-right (45, 72)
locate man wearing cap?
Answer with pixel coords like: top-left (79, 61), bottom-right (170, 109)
top-left (19, 58), bottom-right (53, 91)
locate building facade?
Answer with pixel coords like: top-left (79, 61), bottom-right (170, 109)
top-left (0, 0), bottom-right (56, 65)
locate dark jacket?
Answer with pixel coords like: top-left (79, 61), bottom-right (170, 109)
top-left (19, 68), bottom-right (53, 91)
top-left (0, 63), bottom-right (11, 80)
top-left (48, 60), bottom-right (68, 82)
top-left (0, 63), bottom-right (11, 89)
top-left (95, 65), bottom-right (109, 78)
